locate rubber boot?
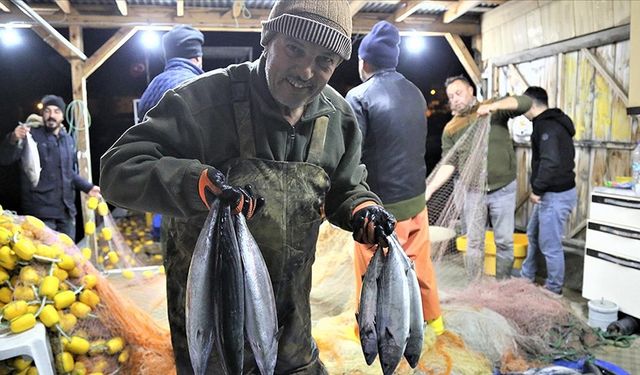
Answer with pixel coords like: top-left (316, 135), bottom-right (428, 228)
top-left (495, 257), bottom-right (514, 280)
top-left (463, 254), bottom-right (483, 281)
top-left (427, 316), bottom-right (445, 336)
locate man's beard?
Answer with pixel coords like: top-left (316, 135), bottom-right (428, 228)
top-left (44, 120), bottom-right (60, 132)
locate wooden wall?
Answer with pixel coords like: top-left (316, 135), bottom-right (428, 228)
top-left (482, 0), bottom-right (631, 61)
top-left (492, 40), bottom-right (637, 240)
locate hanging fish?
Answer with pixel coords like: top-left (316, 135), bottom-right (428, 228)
top-left (357, 245), bottom-right (384, 365)
top-left (376, 238), bottom-right (411, 375)
top-left (234, 213), bottom-right (279, 375)
top-left (218, 205), bottom-right (245, 374)
top-left (390, 235), bottom-right (424, 368)
top-left (20, 128), bottom-right (41, 187)
top-left (186, 200), bottom-right (221, 375)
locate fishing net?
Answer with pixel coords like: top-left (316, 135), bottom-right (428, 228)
top-left (77, 198), bottom-right (164, 281)
top-left (310, 223), bottom-right (494, 374)
top-left (0, 208), bottom-right (174, 374)
top-left (425, 115), bottom-right (491, 280)
top-left (443, 277), bottom-right (605, 366)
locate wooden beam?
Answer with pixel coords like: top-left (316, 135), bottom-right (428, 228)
top-left (508, 63), bottom-right (529, 87)
top-left (444, 33), bottom-right (482, 86)
top-left (581, 47), bottom-right (629, 107)
top-left (359, 14), bottom-right (479, 36)
top-left (54, 0), bottom-right (71, 14)
top-left (349, 0), bottom-right (367, 17)
top-left (31, 26), bottom-right (76, 60)
top-left (83, 26), bottom-right (137, 78)
top-left (0, 0), bottom-right (11, 12)
top-left (493, 25), bottom-right (630, 66)
top-left (444, 0), bottom-right (481, 23)
top-left (11, 0), bottom-right (87, 60)
top-left (0, 7), bottom-right (480, 35)
top-left (176, 0), bottom-right (184, 17)
top-left (392, 1), bottom-right (425, 23)
top-left (115, 0), bottom-right (127, 16)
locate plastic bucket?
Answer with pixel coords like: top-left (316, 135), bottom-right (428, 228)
top-left (588, 299), bottom-right (619, 330)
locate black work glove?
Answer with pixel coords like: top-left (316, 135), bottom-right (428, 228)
top-left (198, 167), bottom-right (265, 219)
top-left (351, 205), bottom-right (396, 245)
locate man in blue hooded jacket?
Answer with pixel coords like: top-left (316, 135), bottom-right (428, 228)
top-left (137, 24), bottom-right (205, 120)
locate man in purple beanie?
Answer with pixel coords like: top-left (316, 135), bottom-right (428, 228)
top-left (347, 20), bottom-right (445, 335)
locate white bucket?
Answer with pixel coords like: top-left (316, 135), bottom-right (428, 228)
top-left (588, 299), bottom-right (618, 331)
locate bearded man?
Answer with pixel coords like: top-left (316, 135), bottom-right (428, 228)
top-left (0, 94), bottom-right (100, 238)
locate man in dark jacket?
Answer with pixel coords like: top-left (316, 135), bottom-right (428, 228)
top-left (0, 95), bottom-right (100, 238)
top-left (520, 86), bottom-right (576, 295)
top-left (346, 20), bottom-right (443, 335)
top-left (137, 24), bottom-right (205, 120)
top-left (101, 1), bottom-right (396, 373)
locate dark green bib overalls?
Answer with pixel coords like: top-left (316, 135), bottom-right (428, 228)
top-left (165, 66), bottom-right (331, 374)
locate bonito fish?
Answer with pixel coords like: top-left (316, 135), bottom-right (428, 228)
top-left (186, 200), bottom-right (220, 375)
top-left (218, 205), bottom-right (245, 374)
top-left (357, 246), bottom-right (384, 365)
top-left (376, 240), bottom-right (411, 375)
top-left (234, 213), bottom-right (279, 375)
top-left (390, 235), bottom-right (424, 368)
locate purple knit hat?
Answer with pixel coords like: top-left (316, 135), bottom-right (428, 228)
top-left (358, 21), bottom-right (400, 69)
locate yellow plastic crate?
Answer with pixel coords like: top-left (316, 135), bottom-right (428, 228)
top-left (455, 231), bottom-right (528, 276)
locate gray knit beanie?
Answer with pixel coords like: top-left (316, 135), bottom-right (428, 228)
top-left (261, 0), bottom-right (353, 60)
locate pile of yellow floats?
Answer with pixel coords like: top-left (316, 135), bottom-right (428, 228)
top-left (0, 205), bottom-right (128, 374)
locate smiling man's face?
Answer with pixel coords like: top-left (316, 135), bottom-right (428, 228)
top-left (42, 105), bottom-right (64, 133)
top-left (264, 34), bottom-right (341, 110)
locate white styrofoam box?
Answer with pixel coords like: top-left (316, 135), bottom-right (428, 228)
top-left (586, 220), bottom-right (640, 261)
top-left (590, 192), bottom-right (640, 225)
top-left (582, 247), bottom-right (640, 319)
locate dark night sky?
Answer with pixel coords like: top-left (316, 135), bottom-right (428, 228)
top-left (0, 27), bottom-right (470, 213)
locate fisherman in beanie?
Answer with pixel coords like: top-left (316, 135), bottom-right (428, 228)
top-left (101, 1), bottom-right (395, 373)
top-left (0, 94), bottom-right (100, 239)
top-left (137, 24), bottom-right (205, 120)
top-left (347, 20), bottom-right (446, 337)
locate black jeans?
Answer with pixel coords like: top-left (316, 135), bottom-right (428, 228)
top-left (43, 215), bottom-right (75, 241)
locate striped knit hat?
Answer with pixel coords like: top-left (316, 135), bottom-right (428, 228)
top-left (261, 0), bottom-right (352, 60)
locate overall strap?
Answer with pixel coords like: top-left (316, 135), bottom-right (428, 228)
top-left (306, 116), bottom-right (329, 165)
top-left (228, 66), bottom-right (256, 159)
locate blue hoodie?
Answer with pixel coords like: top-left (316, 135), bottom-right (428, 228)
top-left (137, 58), bottom-right (204, 120)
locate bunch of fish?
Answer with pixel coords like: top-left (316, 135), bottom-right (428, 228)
top-left (186, 200), bottom-right (279, 375)
top-left (357, 234), bottom-right (424, 375)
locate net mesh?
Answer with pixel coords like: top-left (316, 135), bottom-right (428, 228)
top-left (77, 202), bottom-right (163, 281)
top-left (0, 209), bottom-right (175, 374)
top-left (426, 115), bottom-right (490, 280)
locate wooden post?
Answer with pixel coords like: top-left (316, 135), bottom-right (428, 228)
top-left (68, 25), bottom-right (95, 244)
top-left (628, 1), bottom-right (640, 114)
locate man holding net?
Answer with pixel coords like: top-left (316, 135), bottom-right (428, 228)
top-left (100, 1), bottom-right (397, 373)
top-left (346, 21), bottom-right (444, 335)
top-left (426, 76), bottom-right (532, 279)
top-left (520, 86), bottom-right (576, 295)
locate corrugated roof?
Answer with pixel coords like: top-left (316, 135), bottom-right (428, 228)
top-left (360, 1), bottom-right (400, 14)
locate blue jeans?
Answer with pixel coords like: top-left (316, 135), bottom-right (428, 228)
top-left (465, 180), bottom-right (516, 277)
top-left (521, 188), bottom-right (576, 293)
